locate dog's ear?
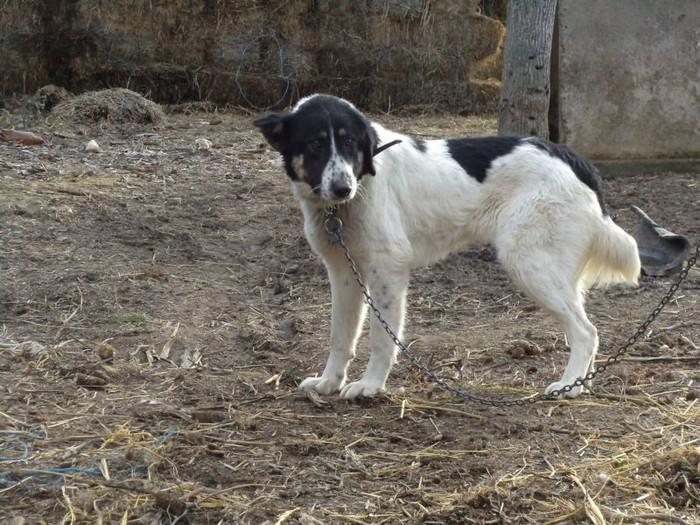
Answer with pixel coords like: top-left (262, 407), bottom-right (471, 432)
top-left (254, 112), bottom-right (289, 152)
top-left (360, 118), bottom-right (378, 177)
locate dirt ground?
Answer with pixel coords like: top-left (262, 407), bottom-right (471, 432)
top-left (1, 102), bottom-right (699, 524)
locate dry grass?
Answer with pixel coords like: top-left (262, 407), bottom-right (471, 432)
top-left (1, 1), bottom-right (504, 112)
top-left (1, 324), bottom-right (698, 524)
top-left (48, 88), bottom-right (166, 127)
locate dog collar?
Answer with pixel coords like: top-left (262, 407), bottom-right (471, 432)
top-left (373, 139), bottom-right (402, 156)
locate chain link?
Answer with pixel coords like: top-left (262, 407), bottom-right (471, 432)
top-left (324, 206), bottom-right (699, 406)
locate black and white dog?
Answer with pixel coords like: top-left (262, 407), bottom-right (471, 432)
top-left (255, 94), bottom-right (640, 400)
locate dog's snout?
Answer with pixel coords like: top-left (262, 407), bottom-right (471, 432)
top-left (331, 180), bottom-right (352, 199)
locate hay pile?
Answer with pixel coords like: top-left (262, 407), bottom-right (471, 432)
top-left (49, 88), bottom-right (166, 126)
top-left (0, 1), bottom-right (504, 114)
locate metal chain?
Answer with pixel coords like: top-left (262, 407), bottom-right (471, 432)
top-left (324, 206), bottom-right (699, 406)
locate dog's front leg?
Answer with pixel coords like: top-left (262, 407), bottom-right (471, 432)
top-left (340, 268), bottom-right (409, 399)
top-left (299, 260), bottom-right (367, 395)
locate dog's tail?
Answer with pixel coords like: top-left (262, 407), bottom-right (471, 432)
top-left (578, 216), bottom-right (641, 289)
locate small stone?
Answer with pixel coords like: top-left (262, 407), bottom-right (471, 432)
top-left (195, 138), bottom-right (212, 150)
top-left (85, 139), bottom-right (102, 153)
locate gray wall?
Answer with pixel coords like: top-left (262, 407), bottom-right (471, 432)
top-left (557, 0), bottom-right (699, 160)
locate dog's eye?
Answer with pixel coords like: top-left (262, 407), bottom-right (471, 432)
top-left (309, 139), bottom-right (322, 149)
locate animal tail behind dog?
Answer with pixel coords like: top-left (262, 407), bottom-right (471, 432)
top-left (578, 216), bottom-right (641, 289)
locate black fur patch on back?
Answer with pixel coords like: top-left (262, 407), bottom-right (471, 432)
top-left (528, 138), bottom-right (608, 215)
top-left (411, 137), bottom-right (427, 153)
top-left (446, 137), bottom-right (521, 182)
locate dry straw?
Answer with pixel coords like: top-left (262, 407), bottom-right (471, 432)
top-left (1, 326), bottom-right (698, 524)
top-left (48, 88), bottom-right (166, 127)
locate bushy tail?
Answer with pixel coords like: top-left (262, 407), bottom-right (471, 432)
top-left (578, 216), bottom-right (641, 289)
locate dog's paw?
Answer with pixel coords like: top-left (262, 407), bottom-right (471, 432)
top-left (299, 374), bottom-right (345, 395)
top-left (339, 379), bottom-right (385, 400)
top-left (545, 380), bottom-right (589, 399)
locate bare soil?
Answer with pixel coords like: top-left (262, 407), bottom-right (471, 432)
top-left (1, 106), bottom-right (699, 524)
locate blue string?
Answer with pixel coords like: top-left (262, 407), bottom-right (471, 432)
top-left (0, 441), bottom-right (29, 461)
top-left (235, 33), bottom-right (297, 111)
top-left (118, 97), bottom-right (127, 121)
top-left (0, 431), bottom-right (45, 462)
top-left (0, 466), bottom-right (104, 489)
top-left (0, 429), bottom-right (178, 490)
top-left (0, 467), bottom-right (103, 478)
top-left (155, 428), bottom-right (177, 447)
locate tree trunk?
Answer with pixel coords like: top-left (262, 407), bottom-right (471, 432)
top-left (498, 0), bottom-right (557, 138)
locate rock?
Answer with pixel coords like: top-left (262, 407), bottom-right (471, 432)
top-left (85, 139), bottom-right (103, 153)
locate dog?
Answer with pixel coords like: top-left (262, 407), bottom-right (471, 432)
top-left (255, 94), bottom-right (641, 400)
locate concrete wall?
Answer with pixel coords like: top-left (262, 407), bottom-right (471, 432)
top-left (557, 0), bottom-right (700, 160)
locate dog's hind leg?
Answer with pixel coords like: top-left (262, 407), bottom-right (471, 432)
top-left (300, 260), bottom-right (367, 395)
top-left (340, 267), bottom-right (409, 399)
top-left (542, 298), bottom-right (598, 398)
top-left (499, 250), bottom-right (598, 399)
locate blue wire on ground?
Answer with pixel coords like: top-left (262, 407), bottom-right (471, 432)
top-left (0, 440), bottom-right (29, 461)
top-left (0, 466), bottom-right (104, 489)
top-left (0, 428), bottom-right (178, 490)
top-left (0, 430), bottom-right (46, 462)
top-left (0, 467), bottom-right (103, 477)
top-left (235, 33), bottom-right (297, 111)
top-left (155, 428), bottom-right (177, 447)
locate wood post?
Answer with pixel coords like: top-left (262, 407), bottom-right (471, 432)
top-left (498, 0), bottom-right (557, 138)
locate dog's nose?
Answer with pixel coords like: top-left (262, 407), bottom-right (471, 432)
top-left (331, 180), bottom-right (352, 199)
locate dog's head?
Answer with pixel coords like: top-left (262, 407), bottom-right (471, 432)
top-left (254, 95), bottom-right (377, 203)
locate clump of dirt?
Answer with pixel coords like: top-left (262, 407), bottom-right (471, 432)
top-left (649, 445), bottom-right (700, 509)
top-left (506, 339), bottom-right (541, 359)
top-left (49, 88), bottom-right (165, 126)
